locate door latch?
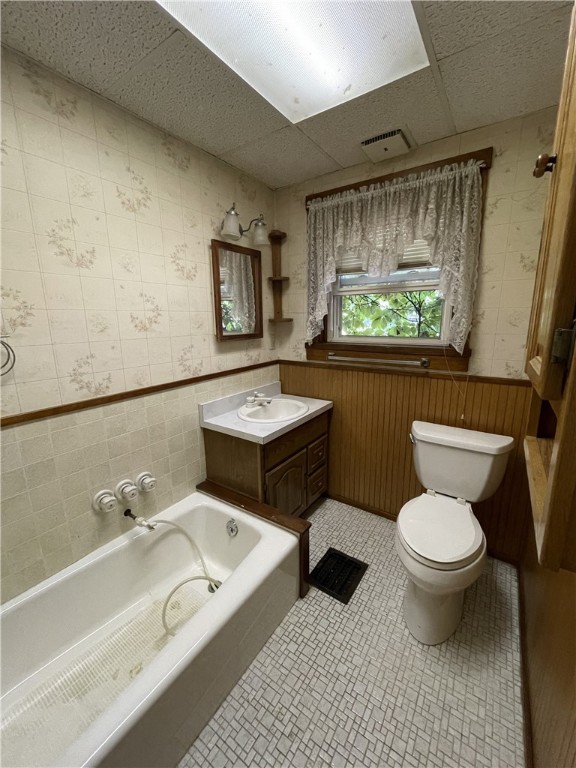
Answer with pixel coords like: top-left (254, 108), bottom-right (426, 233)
top-left (551, 322), bottom-right (576, 366)
top-left (533, 153), bottom-right (557, 178)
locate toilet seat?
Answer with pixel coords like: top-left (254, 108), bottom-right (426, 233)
top-left (397, 492), bottom-right (484, 570)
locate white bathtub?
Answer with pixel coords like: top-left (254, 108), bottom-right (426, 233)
top-left (0, 492), bottom-right (299, 768)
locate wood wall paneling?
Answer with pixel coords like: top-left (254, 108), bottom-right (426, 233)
top-left (520, 523), bottom-right (576, 768)
top-left (280, 362), bottom-right (532, 563)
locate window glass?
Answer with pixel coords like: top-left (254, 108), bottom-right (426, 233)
top-left (329, 266), bottom-right (449, 343)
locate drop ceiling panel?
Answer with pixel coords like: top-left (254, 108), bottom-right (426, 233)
top-left (220, 127), bottom-right (342, 189)
top-left (298, 68), bottom-right (455, 168)
top-left (0, 0), bottom-right (571, 189)
top-left (104, 30), bottom-right (289, 158)
top-left (422, 1), bottom-right (570, 61)
top-left (0, 1), bottom-right (176, 92)
top-left (440, 5), bottom-right (572, 133)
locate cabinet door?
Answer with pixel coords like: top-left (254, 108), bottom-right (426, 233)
top-left (265, 450), bottom-right (307, 517)
top-left (525, 7), bottom-right (576, 400)
top-left (523, 8), bottom-right (576, 571)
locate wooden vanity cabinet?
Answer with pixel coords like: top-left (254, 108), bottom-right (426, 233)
top-left (202, 413), bottom-right (329, 517)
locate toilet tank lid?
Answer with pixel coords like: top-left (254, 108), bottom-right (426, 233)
top-left (411, 421), bottom-right (514, 455)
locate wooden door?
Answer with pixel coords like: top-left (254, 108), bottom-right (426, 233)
top-left (524, 7), bottom-right (576, 571)
top-left (525, 7), bottom-right (576, 400)
top-left (265, 450), bottom-right (307, 517)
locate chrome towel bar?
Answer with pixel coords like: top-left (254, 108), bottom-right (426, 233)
top-left (327, 353), bottom-right (430, 368)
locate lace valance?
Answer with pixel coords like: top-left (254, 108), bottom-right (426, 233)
top-left (306, 159), bottom-right (484, 353)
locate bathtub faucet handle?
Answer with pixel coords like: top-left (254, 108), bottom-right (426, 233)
top-left (115, 479), bottom-right (139, 502)
top-left (92, 490), bottom-right (118, 514)
top-left (136, 471), bottom-right (157, 493)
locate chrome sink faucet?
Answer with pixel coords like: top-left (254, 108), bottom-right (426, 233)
top-left (246, 391), bottom-right (272, 407)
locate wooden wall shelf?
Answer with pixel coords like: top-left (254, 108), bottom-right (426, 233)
top-left (524, 436), bottom-right (553, 529)
top-left (268, 230), bottom-right (293, 324)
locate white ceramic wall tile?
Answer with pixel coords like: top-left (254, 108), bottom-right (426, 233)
top-left (1, 47), bottom-right (276, 416)
top-left (274, 108), bottom-right (556, 377)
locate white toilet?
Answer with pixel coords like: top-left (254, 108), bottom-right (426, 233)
top-left (395, 421), bottom-right (514, 645)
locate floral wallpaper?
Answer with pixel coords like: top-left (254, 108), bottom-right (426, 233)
top-left (274, 107), bottom-right (556, 378)
top-left (0, 47), bottom-right (275, 416)
top-left (0, 43), bottom-right (557, 419)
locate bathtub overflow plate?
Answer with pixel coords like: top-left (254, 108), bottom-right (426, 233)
top-left (226, 519), bottom-right (239, 537)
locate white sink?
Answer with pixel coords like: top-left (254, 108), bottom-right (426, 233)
top-left (238, 398), bottom-right (309, 423)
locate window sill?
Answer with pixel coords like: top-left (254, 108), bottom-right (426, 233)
top-left (306, 340), bottom-right (470, 372)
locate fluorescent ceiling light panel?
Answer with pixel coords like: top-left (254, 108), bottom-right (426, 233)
top-left (156, 1), bottom-right (429, 123)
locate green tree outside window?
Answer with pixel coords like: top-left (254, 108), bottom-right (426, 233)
top-left (341, 290), bottom-right (443, 338)
top-left (221, 300), bottom-right (243, 333)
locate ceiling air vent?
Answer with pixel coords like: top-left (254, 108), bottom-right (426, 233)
top-left (360, 129), bottom-right (410, 163)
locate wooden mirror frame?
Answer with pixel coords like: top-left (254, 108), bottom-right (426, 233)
top-left (210, 239), bottom-right (263, 342)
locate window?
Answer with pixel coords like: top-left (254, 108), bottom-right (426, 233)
top-left (328, 241), bottom-right (451, 345)
top-left (306, 152), bottom-right (488, 357)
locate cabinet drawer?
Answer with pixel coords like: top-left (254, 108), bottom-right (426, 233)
top-left (307, 435), bottom-right (327, 473)
top-left (307, 464), bottom-right (327, 506)
top-left (264, 413), bottom-right (328, 471)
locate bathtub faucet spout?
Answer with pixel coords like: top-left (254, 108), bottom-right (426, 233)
top-left (123, 509), bottom-right (157, 531)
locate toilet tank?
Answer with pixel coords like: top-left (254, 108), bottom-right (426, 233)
top-left (411, 421), bottom-right (514, 502)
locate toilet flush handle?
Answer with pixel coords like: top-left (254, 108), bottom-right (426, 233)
top-left (409, 432), bottom-right (415, 444)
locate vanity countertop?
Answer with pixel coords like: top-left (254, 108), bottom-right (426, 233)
top-left (199, 382), bottom-right (332, 444)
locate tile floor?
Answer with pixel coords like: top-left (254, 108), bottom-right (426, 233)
top-left (179, 499), bottom-right (524, 768)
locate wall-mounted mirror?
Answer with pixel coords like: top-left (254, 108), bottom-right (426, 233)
top-left (211, 239), bottom-right (263, 342)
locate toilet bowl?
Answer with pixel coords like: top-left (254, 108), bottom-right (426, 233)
top-left (395, 492), bottom-right (487, 644)
top-left (396, 422), bottom-right (514, 645)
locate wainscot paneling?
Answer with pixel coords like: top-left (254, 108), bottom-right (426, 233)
top-left (280, 362), bottom-right (532, 564)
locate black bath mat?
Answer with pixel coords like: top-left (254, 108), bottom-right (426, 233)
top-left (309, 548), bottom-right (368, 604)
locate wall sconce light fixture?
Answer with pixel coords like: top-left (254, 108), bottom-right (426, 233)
top-left (221, 203), bottom-right (269, 246)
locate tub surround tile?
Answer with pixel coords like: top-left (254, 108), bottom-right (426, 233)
top-left (180, 499), bottom-right (524, 768)
top-left (28, 480), bottom-right (62, 513)
top-left (19, 433), bottom-right (53, 464)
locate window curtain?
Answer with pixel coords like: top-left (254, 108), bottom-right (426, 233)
top-left (306, 159), bottom-right (484, 353)
top-left (219, 250), bottom-right (256, 332)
